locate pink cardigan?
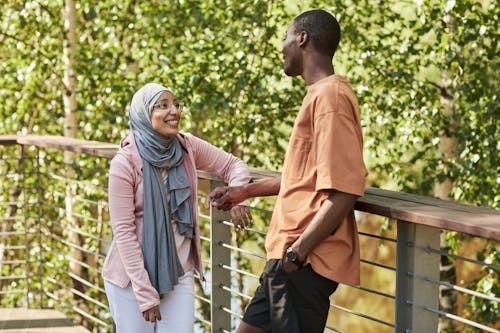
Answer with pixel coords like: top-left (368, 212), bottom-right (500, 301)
top-left (102, 132), bottom-right (251, 312)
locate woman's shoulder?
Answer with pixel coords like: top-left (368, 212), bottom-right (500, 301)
top-left (177, 131), bottom-right (206, 151)
top-left (110, 133), bottom-right (140, 172)
top-left (177, 131), bottom-right (194, 142)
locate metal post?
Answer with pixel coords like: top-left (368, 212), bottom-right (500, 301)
top-left (396, 221), bottom-right (440, 333)
top-left (396, 220), bottom-right (414, 332)
top-left (21, 145), bottom-right (30, 308)
top-left (210, 179), bottom-right (232, 333)
top-left (36, 146), bottom-right (43, 308)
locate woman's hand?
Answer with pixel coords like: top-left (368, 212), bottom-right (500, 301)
top-left (143, 305), bottom-right (162, 322)
top-left (229, 205), bottom-right (252, 230)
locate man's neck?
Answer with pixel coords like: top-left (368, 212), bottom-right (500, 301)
top-left (301, 56), bottom-right (334, 86)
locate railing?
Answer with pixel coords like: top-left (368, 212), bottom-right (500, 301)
top-left (0, 135), bottom-right (499, 333)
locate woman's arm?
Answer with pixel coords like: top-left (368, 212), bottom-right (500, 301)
top-left (186, 133), bottom-right (253, 227)
top-left (187, 133), bottom-right (251, 186)
top-left (108, 155), bottom-right (160, 314)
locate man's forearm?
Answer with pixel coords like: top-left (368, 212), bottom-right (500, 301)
top-left (293, 190), bottom-right (358, 261)
top-left (243, 176), bottom-right (281, 198)
top-left (209, 176), bottom-right (281, 211)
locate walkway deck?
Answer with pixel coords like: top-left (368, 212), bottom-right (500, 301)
top-left (0, 309), bottom-right (90, 333)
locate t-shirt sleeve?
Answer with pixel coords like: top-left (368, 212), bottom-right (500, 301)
top-left (314, 96), bottom-right (367, 196)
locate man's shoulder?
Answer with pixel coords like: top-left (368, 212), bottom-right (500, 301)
top-left (307, 75), bottom-right (354, 101)
top-left (323, 75), bottom-right (354, 92)
top-left (305, 80), bottom-right (359, 122)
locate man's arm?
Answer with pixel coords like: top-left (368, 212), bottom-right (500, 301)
top-left (207, 176), bottom-right (281, 211)
top-left (282, 190), bottom-right (359, 273)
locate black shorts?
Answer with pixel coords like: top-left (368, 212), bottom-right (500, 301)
top-left (242, 259), bottom-right (338, 333)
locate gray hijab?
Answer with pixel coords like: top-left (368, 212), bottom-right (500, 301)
top-left (129, 83), bottom-right (193, 295)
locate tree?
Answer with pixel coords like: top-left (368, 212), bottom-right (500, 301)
top-left (0, 0), bottom-right (497, 331)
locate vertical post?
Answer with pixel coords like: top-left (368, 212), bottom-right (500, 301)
top-left (396, 221), bottom-right (413, 332)
top-left (36, 147), bottom-right (43, 308)
top-left (21, 145), bottom-right (30, 308)
top-left (210, 179), bottom-right (232, 333)
top-left (396, 221), bottom-right (440, 333)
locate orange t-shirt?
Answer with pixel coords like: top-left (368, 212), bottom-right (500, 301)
top-left (265, 75), bottom-right (367, 286)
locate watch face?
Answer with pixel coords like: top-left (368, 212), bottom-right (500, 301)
top-left (287, 247), bottom-right (297, 261)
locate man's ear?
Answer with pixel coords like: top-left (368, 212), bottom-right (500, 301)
top-left (297, 31), bottom-right (309, 48)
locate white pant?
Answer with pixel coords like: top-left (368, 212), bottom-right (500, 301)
top-left (105, 271), bottom-right (194, 333)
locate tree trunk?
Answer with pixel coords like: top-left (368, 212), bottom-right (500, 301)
top-left (63, 0), bottom-right (78, 142)
top-left (434, 69), bottom-right (458, 333)
top-left (62, 0), bottom-right (88, 327)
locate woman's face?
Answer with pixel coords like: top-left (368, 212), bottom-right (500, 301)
top-left (150, 91), bottom-right (182, 138)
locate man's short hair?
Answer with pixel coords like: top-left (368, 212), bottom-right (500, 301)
top-left (293, 10), bottom-right (341, 57)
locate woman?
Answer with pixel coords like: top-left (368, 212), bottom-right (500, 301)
top-left (102, 83), bottom-right (252, 332)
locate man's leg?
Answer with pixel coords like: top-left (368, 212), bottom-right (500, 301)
top-left (288, 264), bottom-right (339, 333)
top-left (237, 260), bottom-right (278, 333)
top-left (236, 321), bottom-right (270, 333)
top-left (267, 266), bottom-right (300, 333)
top-left (239, 259), bottom-right (301, 333)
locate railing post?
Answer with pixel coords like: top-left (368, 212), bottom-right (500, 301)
top-left (21, 144), bottom-right (31, 309)
top-left (210, 179), bottom-right (232, 333)
top-left (396, 221), bottom-right (440, 333)
top-left (36, 146), bottom-right (44, 308)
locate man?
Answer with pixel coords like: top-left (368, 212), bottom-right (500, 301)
top-left (208, 9), bottom-right (367, 333)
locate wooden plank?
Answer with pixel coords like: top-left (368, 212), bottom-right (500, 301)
top-left (356, 189), bottom-right (500, 241)
top-left (249, 167), bottom-right (281, 180)
top-left (2, 134), bottom-right (499, 241)
top-left (363, 187), bottom-right (495, 214)
top-left (0, 135), bottom-right (18, 146)
top-left (0, 328), bottom-right (89, 333)
top-left (16, 135), bottom-right (118, 159)
top-left (0, 308), bottom-right (90, 332)
top-left (192, 166), bottom-right (280, 183)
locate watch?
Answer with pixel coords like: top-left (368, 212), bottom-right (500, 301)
top-left (285, 246), bottom-right (303, 267)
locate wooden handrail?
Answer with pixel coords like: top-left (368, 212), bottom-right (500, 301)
top-left (356, 187), bottom-right (500, 241)
top-left (1, 134), bottom-right (499, 241)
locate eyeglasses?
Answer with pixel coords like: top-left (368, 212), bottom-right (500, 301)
top-left (152, 101), bottom-right (183, 112)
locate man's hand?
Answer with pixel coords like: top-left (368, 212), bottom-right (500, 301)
top-left (206, 178), bottom-right (280, 211)
top-left (229, 205), bottom-right (253, 230)
top-left (281, 254), bottom-right (302, 274)
top-left (142, 305), bottom-right (162, 322)
top-left (207, 185), bottom-right (247, 211)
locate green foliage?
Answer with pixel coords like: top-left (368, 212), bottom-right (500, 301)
top-left (1, 0), bottom-right (496, 204)
top-left (463, 243), bottom-right (500, 332)
top-left (318, 0), bottom-right (499, 208)
top-left (0, 0), bottom-right (299, 170)
top-left (0, 1), bottom-right (65, 135)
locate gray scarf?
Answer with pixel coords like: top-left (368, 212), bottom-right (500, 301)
top-left (129, 83), bottom-right (193, 295)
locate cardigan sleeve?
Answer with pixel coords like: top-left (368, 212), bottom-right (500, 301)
top-left (108, 153), bottom-right (160, 312)
top-left (185, 133), bottom-right (251, 187)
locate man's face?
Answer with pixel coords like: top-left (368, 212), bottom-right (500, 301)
top-left (282, 23), bottom-right (302, 77)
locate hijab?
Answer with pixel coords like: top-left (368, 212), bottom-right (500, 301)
top-left (128, 83), bottom-right (193, 295)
